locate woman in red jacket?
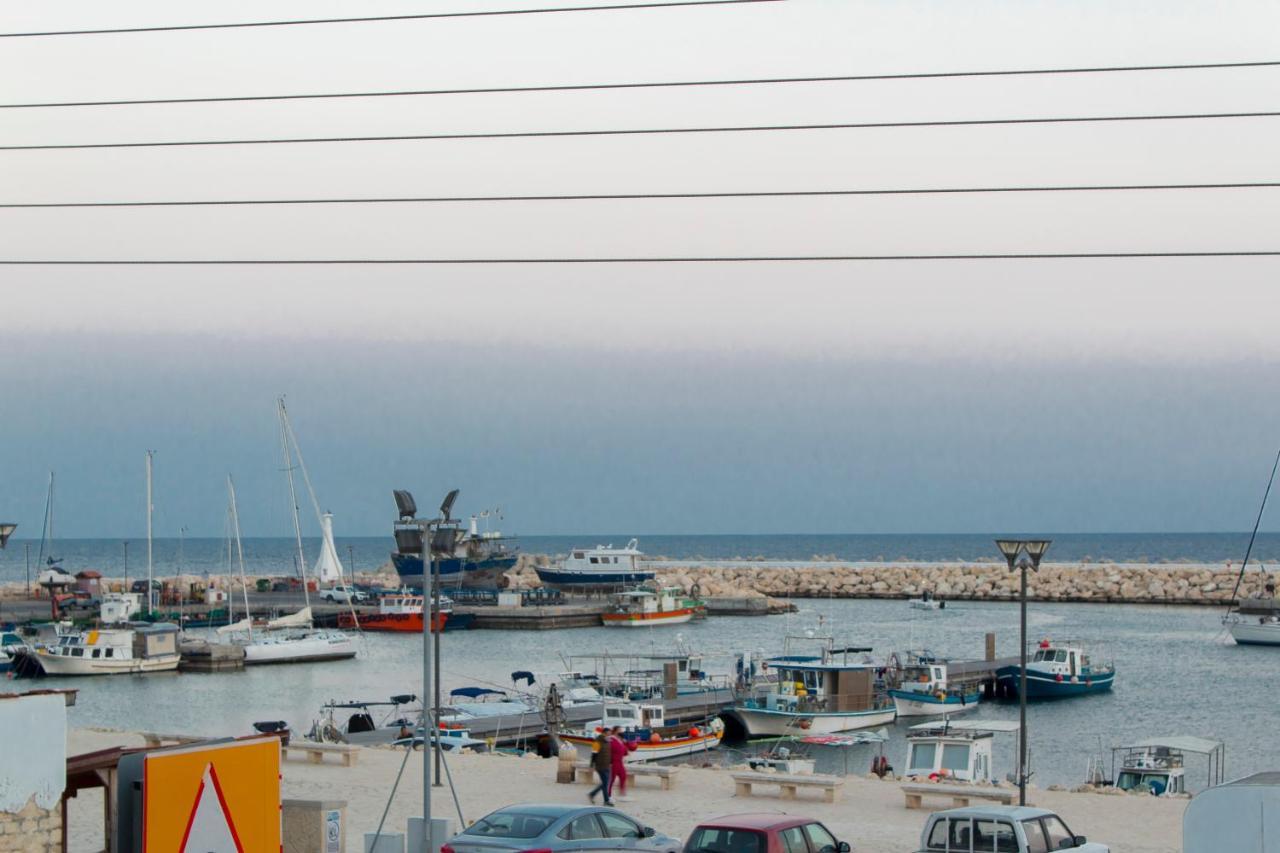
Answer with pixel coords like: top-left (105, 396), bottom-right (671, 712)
top-left (607, 726), bottom-right (637, 800)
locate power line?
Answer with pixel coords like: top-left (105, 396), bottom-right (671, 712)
top-left (2, 252), bottom-right (1278, 264)
top-left (3, 110), bottom-right (1278, 152)
top-left (5, 181), bottom-right (1279, 209)
top-left (5, 60), bottom-right (1278, 110)
top-left (0, 0), bottom-right (781, 38)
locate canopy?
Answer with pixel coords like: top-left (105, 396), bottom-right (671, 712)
top-left (216, 617), bottom-right (253, 636)
top-left (450, 687), bottom-right (505, 699)
top-left (510, 671), bottom-right (536, 686)
top-left (267, 607), bottom-right (312, 630)
top-left (1118, 736), bottom-right (1224, 755)
top-left (909, 720), bottom-right (1022, 733)
top-left (800, 728), bottom-right (889, 746)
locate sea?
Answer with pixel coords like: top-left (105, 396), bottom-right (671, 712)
top-left (2, 532), bottom-right (1274, 790)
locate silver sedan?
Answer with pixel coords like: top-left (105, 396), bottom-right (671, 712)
top-left (444, 804), bottom-right (681, 853)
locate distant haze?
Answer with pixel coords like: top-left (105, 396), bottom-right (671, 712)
top-left (2, 1), bottom-right (1279, 537)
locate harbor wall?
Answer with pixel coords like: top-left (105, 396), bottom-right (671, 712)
top-left (506, 557), bottom-right (1264, 606)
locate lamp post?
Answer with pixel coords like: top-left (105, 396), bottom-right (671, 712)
top-left (995, 538), bottom-right (1052, 806)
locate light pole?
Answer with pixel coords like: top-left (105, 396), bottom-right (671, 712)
top-left (123, 541), bottom-right (130, 592)
top-left (995, 538), bottom-right (1051, 806)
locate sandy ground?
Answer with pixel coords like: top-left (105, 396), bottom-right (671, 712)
top-left (66, 729), bottom-right (1184, 852)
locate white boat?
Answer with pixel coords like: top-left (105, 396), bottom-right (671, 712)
top-left (601, 588), bottom-right (699, 627)
top-left (907, 590), bottom-right (945, 610)
top-left (889, 654), bottom-right (980, 717)
top-left (729, 638), bottom-right (896, 737)
top-left (560, 701), bottom-right (723, 762)
top-left (1093, 736), bottom-right (1225, 796)
top-left (1227, 612), bottom-right (1280, 646)
top-left (0, 630), bottom-right (30, 674)
top-left (21, 623), bottom-right (180, 676)
top-left (903, 719), bottom-right (1021, 784)
top-left (534, 539), bottom-right (656, 590)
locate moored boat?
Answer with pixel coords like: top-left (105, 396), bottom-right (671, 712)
top-left (391, 490), bottom-right (518, 590)
top-left (889, 654), bottom-right (980, 717)
top-left (560, 701), bottom-right (723, 762)
top-left (534, 539), bottom-right (655, 590)
top-left (337, 591), bottom-right (466, 632)
top-left (0, 631), bottom-right (28, 674)
top-left (903, 719), bottom-right (1022, 784)
top-left (996, 639), bottom-right (1116, 699)
top-left (14, 623), bottom-right (180, 677)
top-left (601, 588), bottom-right (699, 627)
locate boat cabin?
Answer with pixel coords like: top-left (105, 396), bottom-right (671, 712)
top-left (898, 661), bottom-right (951, 695)
top-left (47, 623), bottom-right (179, 663)
top-left (599, 702), bottom-right (667, 732)
top-left (904, 720), bottom-right (1021, 784)
top-left (1028, 640), bottom-right (1108, 679)
top-left (567, 539), bottom-right (643, 572)
top-left (1104, 737), bottom-right (1224, 796)
top-left (760, 658), bottom-right (882, 714)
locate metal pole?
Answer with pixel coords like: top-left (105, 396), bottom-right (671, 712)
top-left (1019, 561), bottom-right (1028, 806)
top-left (421, 525), bottom-right (433, 850)
top-left (25, 543), bottom-right (30, 596)
top-left (146, 450), bottom-right (155, 616)
top-left (123, 541), bottom-right (129, 591)
top-left (434, 551), bottom-right (443, 786)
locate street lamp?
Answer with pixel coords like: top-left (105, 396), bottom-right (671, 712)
top-left (994, 537), bottom-right (1052, 806)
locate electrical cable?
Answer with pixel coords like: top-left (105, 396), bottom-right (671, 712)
top-left (5, 59), bottom-right (1277, 110)
top-left (3, 181), bottom-right (1277, 209)
top-left (4, 110), bottom-right (1275, 151)
top-left (1, 252), bottom-right (1278, 265)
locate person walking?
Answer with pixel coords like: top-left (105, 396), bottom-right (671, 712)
top-left (608, 726), bottom-right (637, 801)
top-left (588, 730), bottom-right (614, 805)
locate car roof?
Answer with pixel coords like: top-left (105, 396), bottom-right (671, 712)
top-left (694, 814), bottom-right (816, 830)
top-left (485, 804), bottom-right (591, 818)
top-left (936, 806), bottom-right (1057, 820)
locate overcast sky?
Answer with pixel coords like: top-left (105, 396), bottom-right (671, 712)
top-left (2, 0), bottom-right (1280, 537)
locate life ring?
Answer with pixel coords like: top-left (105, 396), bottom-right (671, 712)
top-left (798, 718), bottom-right (813, 730)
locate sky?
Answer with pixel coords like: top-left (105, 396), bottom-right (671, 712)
top-left (2, 0), bottom-right (1280, 537)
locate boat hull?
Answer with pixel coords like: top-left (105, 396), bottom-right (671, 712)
top-left (391, 553), bottom-right (518, 590)
top-left (996, 667), bottom-right (1116, 699)
top-left (1230, 621), bottom-right (1280, 646)
top-left (23, 650), bottom-right (179, 677)
top-left (534, 567), bottom-right (656, 591)
top-left (242, 633), bottom-right (357, 665)
top-left (561, 731), bottom-right (721, 762)
top-left (729, 705), bottom-right (897, 737)
top-left (889, 690), bottom-right (981, 717)
top-left (338, 611), bottom-right (450, 633)
top-left (601, 609), bottom-right (695, 627)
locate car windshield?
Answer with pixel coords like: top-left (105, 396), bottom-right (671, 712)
top-left (464, 811), bottom-right (553, 839)
top-left (686, 827), bottom-right (766, 853)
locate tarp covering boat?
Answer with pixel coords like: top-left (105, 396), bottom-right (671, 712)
top-left (216, 618), bottom-right (253, 636)
top-left (267, 607), bottom-right (312, 630)
top-left (450, 687), bottom-right (505, 699)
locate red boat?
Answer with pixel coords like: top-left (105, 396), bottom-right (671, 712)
top-left (339, 592), bottom-right (449, 633)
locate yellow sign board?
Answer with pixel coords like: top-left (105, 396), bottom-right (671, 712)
top-left (143, 736), bottom-right (281, 852)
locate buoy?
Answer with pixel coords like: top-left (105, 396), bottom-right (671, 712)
top-left (798, 719), bottom-right (813, 730)
top-left (689, 727), bottom-right (701, 738)
top-left (1055, 674), bottom-right (1064, 682)
top-left (650, 732), bottom-right (662, 743)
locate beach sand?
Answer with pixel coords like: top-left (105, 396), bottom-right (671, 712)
top-left (65, 729), bottom-right (1183, 852)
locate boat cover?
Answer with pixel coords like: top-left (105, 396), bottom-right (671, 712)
top-left (215, 617), bottom-right (253, 636)
top-left (1119, 736), bottom-right (1224, 755)
top-left (451, 687), bottom-right (505, 699)
top-left (268, 607), bottom-right (312, 630)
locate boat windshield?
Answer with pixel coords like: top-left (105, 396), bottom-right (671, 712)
top-left (1117, 771), bottom-right (1169, 794)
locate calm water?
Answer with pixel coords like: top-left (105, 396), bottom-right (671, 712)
top-left (3, 531), bottom-right (1280, 583)
top-left (17, 596), bottom-right (1258, 790)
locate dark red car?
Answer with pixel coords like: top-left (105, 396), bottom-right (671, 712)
top-left (685, 814), bottom-right (852, 853)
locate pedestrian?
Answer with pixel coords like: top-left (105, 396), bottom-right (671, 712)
top-left (588, 730), bottom-right (614, 805)
top-left (608, 726), bottom-right (637, 800)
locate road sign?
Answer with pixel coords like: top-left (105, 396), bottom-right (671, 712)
top-left (143, 736), bottom-right (281, 852)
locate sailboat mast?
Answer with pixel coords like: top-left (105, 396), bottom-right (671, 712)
top-left (227, 475), bottom-right (253, 641)
top-left (146, 450), bottom-right (155, 616)
top-left (278, 398), bottom-right (313, 617)
top-left (37, 471), bottom-right (53, 570)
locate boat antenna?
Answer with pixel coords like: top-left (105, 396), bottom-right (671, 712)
top-left (1226, 448), bottom-right (1280, 616)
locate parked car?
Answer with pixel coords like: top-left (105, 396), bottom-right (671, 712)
top-left (685, 814), bottom-right (851, 853)
top-left (915, 806), bottom-right (1108, 852)
top-left (320, 587), bottom-right (368, 604)
top-left (443, 804), bottom-right (679, 853)
top-left (130, 579), bottom-right (162, 594)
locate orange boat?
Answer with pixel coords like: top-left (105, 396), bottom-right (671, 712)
top-left (339, 592), bottom-right (449, 633)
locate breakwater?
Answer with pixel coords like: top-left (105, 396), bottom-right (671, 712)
top-left (509, 557), bottom-right (1263, 606)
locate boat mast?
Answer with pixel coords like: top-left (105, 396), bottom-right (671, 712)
top-left (36, 471), bottom-right (53, 570)
top-left (1226, 448), bottom-right (1280, 615)
top-left (277, 398), bottom-right (313, 623)
top-left (145, 450), bottom-right (155, 617)
top-left (227, 475), bottom-right (253, 641)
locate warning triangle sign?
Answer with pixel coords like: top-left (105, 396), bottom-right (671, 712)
top-left (177, 764), bottom-right (245, 852)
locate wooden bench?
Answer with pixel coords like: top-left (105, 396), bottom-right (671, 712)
top-left (281, 741), bottom-right (360, 767)
top-left (140, 732), bottom-right (205, 748)
top-left (731, 772), bottom-right (843, 804)
top-left (572, 762), bottom-right (680, 790)
top-left (901, 783), bottom-right (1018, 810)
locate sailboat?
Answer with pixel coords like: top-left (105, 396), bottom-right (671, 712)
top-left (1224, 451), bottom-right (1280, 646)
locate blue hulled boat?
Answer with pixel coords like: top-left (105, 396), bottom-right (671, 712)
top-left (997, 639), bottom-right (1116, 700)
top-left (391, 490), bottom-right (518, 590)
top-left (534, 539), bottom-right (655, 591)
top-left (889, 653), bottom-right (981, 717)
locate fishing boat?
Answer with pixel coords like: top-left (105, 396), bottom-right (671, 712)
top-left (15, 623), bottom-right (181, 677)
top-left (391, 490), bottom-right (519, 590)
top-left (560, 702), bottom-right (724, 762)
top-left (308, 694), bottom-right (422, 745)
top-left (534, 539), bottom-right (655, 590)
top-left (996, 639), bottom-right (1116, 699)
top-left (0, 631), bottom-right (30, 674)
top-left (728, 638), bottom-right (896, 737)
top-left (907, 590), bottom-right (945, 610)
top-left (601, 588), bottom-right (698, 627)
top-left (902, 719), bottom-right (1022, 784)
top-left (1088, 736), bottom-right (1224, 796)
top-left (337, 591), bottom-right (466, 632)
top-left (888, 653), bottom-right (980, 717)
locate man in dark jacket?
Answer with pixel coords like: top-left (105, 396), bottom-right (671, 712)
top-left (588, 731), bottom-right (614, 805)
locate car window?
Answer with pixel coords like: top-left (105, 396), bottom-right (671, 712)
top-left (802, 823), bottom-right (837, 853)
top-left (1041, 817), bottom-right (1075, 850)
top-left (598, 813), bottom-right (642, 839)
top-left (973, 820), bottom-right (1018, 853)
top-left (685, 828), bottom-right (766, 853)
top-left (780, 827), bottom-right (808, 853)
top-left (466, 811), bottom-right (552, 839)
top-left (561, 815), bottom-right (606, 841)
top-left (1020, 820), bottom-right (1049, 853)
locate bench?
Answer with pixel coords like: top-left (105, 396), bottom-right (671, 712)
top-left (282, 741), bottom-right (360, 767)
top-left (572, 762), bottom-right (680, 790)
top-left (731, 772), bottom-right (843, 804)
top-left (900, 783), bottom-right (1018, 809)
top-left (140, 732), bottom-right (205, 748)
